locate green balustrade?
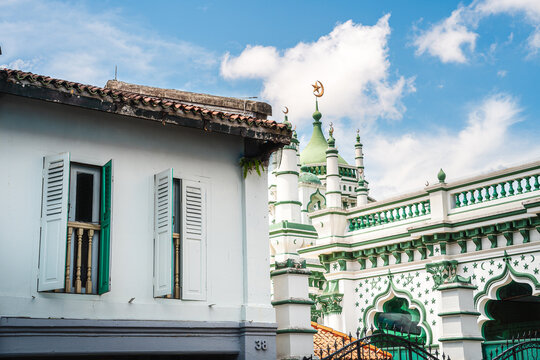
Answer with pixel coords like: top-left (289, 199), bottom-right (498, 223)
top-left (453, 173), bottom-right (540, 209)
top-left (348, 200), bottom-right (431, 232)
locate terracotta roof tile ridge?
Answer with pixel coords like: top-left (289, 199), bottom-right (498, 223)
top-left (0, 68), bottom-right (289, 133)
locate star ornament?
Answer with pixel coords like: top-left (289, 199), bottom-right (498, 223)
top-left (312, 80), bottom-right (324, 97)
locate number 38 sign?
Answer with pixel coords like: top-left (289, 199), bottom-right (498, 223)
top-left (255, 339), bottom-right (267, 351)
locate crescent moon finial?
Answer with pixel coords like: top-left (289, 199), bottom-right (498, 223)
top-left (312, 80), bottom-right (324, 97)
top-left (282, 106), bottom-right (289, 114)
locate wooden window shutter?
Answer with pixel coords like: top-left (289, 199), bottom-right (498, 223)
top-left (153, 169), bottom-right (173, 297)
top-left (38, 153), bottom-right (70, 291)
top-left (181, 180), bottom-right (207, 300)
top-left (98, 160), bottom-right (112, 294)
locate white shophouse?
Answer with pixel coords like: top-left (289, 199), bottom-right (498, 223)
top-left (0, 68), bottom-right (292, 359)
top-left (269, 100), bottom-right (540, 360)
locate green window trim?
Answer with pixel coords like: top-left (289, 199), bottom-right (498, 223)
top-left (98, 160), bottom-right (112, 294)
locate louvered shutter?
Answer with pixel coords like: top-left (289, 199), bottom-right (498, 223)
top-left (181, 180), bottom-right (207, 300)
top-left (98, 160), bottom-right (112, 294)
top-left (153, 169), bottom-right (173, 297)
top-left (38, 153), bottom-right (70, 291)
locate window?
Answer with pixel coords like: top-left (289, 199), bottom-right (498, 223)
top-left (374, 297), bottom-right (425, 344)
top-left (38, 153), bottom-right (112, 294)
top-left (153, 169), bottom-right (207, 300)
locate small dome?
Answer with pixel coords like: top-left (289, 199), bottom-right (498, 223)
top-left (299, 166), bottom-right (322, 185)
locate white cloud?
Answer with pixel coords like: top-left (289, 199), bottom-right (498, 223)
top-left (361, 93), bottom-right (539, 199)
top-left (497, 69), bottom-right (508, 77)
top-left (221, 15), bottom-right (414, 129)
top-left (414, 0), bottom-right (540, 63)
top-left (0, 0), bottom-right (217, 88)
top-left (414, 7), bottom-right (478, 64)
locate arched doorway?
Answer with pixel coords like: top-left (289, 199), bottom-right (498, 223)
top-left (374, 296), bottom-right (426, 344)
top-left (483, 281), bottom-right (540, 341)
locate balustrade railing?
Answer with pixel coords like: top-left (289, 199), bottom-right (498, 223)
top-left (349, 200), bottom-right (430, 231)
top-left (172, 232), bottom-right (181, 299)
top-left (453, 174), bottom-right (540, 209)
top-left (65, 221), bottom-right (100, 294)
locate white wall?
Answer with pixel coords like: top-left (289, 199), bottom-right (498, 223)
top-left (0, 94), bottom-right (273, 323)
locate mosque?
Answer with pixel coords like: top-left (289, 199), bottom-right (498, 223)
top-left (268, 90), bottom-right (540, 359)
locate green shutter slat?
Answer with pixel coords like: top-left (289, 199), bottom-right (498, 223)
top-left (98, 160), bottom-right (112, 294)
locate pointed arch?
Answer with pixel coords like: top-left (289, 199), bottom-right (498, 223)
top-left (475, 255), bottom-right (540, 328)
top-left (363, 274), bottom-right (433, 345)
top-left (306, 189), bottom-right (326, 213)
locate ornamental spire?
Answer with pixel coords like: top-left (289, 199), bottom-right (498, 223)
top-left (327, 122), bottom-right (335, 148)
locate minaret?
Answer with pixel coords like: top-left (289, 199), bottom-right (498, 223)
top-left (325, 122), bottom-right (342, 209)
top-left (274, 115), bottom-right (301, 223)
top-left (355, 130), bottom-right (369, 205)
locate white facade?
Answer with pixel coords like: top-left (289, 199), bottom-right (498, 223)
top-left (0, 70), bottom-right (286, 359)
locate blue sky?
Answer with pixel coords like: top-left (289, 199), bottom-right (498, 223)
top-left (1, 0), bottom-right (539, 198)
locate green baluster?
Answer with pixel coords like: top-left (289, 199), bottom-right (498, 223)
top-left (395, 207), bottom-right (401, 220)
top-left (534, 175), bottom-right (540, 190)
top-left (525, 176), bottom-right (532, 192)
top-left (476, 188), bottom-right (482, 203)
top-left (384, 210), bottom-right (390, 223)
top-left (421, 202), bottom-right (427, 215)
top-left (413, 203), bottom-right (419, 216)
top-left (507, 180), bottom-right (515, 196)
top-left (500, 182), bottom-right (506, 197)
top-left (483, 186), bottom-right (490, 201)
top-left (359, 216), bottom-right (365, 229)
top-left (425, 201), bottom-right (431, 213)
top-left (455, 194), bottom-right (461, 208)
top-left (388, 209), bottom-right (394, 222)
top-left (462, 191), bottom-right (469, 206)
top-left (516, 178), bottom-right (523, 194)
top-left (491, 184), bottom-right (498, 199)
top-left (399, 206), bottom-right (406, 219)
top-left (407, 205), bottom-right (413, 218)
top-left (349, 219), bottom-right (355, 231)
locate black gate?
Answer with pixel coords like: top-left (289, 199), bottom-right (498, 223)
top-left (305, 327), bottom-right (450, 360)
top-left (485, 332), bottom-right (540, 360)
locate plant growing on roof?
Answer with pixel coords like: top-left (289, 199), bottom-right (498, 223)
top-left (239, 156), bottom-right (264, 178)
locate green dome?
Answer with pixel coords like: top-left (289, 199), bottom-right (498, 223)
top-left (299, 116), bottom-right (348, 165)
top-left (299, 166), bottom-right (322, 185)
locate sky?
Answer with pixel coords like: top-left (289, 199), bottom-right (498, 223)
top-left (1, 0), bottom-right (539, 198)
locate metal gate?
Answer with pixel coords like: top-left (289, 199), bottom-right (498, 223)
top-left (485, 335), bottom-right (540, 360)
top-left (305, 327), bottom-right (450, 360)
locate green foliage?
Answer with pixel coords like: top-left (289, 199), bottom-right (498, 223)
top-left (239, 157), bottom-right (264, 178)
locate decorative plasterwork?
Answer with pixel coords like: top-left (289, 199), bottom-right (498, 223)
top-left (426, 260), bottom-right (471, 290)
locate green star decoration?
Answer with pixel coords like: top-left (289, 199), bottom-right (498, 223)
top-left (431, 298), bottom-right (436, 304)
top-left (489, 270), bottom-right (493, 275)
top-left (472, 274), bottom-right (477, 280)
top-left (396, 279), bottom-right (400, 284)
top-left (497, 263), bottom-right (502, 269)
top-left (473, 262), bottom-right (478, 269)
top-left (416, 282), bottom-right (421, 288)
top-left (514, 260), bottom-right (519, 267)
top-left (425, 289), bottom-right (429, 295)
top-left (481, 276), bottom-right (486, 282)
top-left (377, 287), bottom-right (381, 291)
top-left (365, 279), bottom-right (369, 284)
top-left (415, 272), bottom-right (420, 277)
top-left (430, 309), bottom-right (434, 314)
top-left (361, 308), bottom-right (365, 312)
top-left (359, 294), bottom-right (364, 299)
top-left (355, 302), bottom-right (359, 307)
top-left (417, 292), bottom-right (422, 298)
top-left (365, 299), bottom-right (369, 304)
top-left (333, 263), bottom-right (338, 270)
top-left (490, 259), bottom-right (495, 266)
top-left (424, 300), bottom-right (428, 305)
top-left (359, 282), bottom-right (363, 288)
top-left (463, 266), bottom-right (468, 273)
top-left (435, 247), bottom-right (440, 253)
top-left (534, 268), bottom-right (539, 275)
top-left (425, 276), bottom-right (430, 282)
top-left (524, 264), bottom-right (529, 270)
top-left (432, 320), bottom-right (436, 326)
top-left (400, 274), bottom-right (405, 279)
top-left (521, 255), bottom-right (525, 261)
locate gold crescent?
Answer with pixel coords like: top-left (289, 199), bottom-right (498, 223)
top-left (314, 80), bottom-right (324, 97)
top-left (283, 106), bottom-right (289, 114)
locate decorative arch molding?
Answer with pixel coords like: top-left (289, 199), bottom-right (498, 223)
top-left (306, 189), bottom-right (326, 213)
top-left (362, 272), bottom-right (433, 345)
top-left (475, 252), bottom-right (540, 328)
